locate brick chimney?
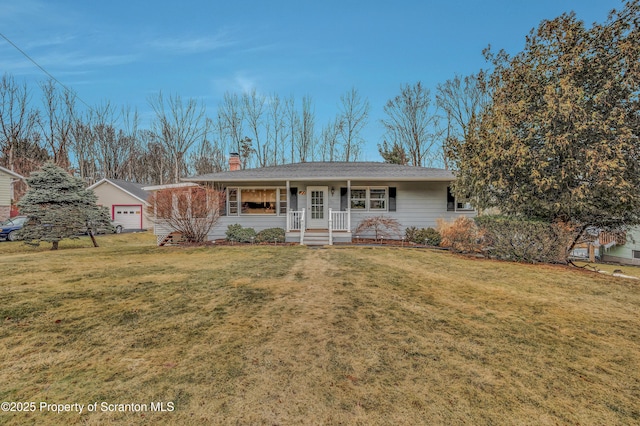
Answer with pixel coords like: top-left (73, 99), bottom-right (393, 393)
top-left (229, 153), bottom-right (241, 171)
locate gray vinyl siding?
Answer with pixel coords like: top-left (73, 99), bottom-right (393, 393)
top-left (348, 181), bottom-right (475, 238)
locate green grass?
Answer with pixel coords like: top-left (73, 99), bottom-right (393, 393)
top-left (0, 232), bottom-right (639, 425)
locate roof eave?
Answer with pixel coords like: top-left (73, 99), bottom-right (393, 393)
top-left (182, 176), bottom-right (455, 183)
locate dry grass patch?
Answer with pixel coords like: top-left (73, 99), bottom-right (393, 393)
top-left (0, 238), bottom-right (639, 424)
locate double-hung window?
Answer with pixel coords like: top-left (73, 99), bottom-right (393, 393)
top-left (369, 188), bottom-right (387, 210)
top-left (350, 187), bottom-right (388, 211)
top-left (350, 188), bottom-right (367, 210)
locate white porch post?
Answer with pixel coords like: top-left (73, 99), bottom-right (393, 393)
top-left (286, 180), bottom-right (290, 232)
top-left (328, 208), bottom-right (333, 245)
top-left (347, 179), bottom-right (351, 231)
top-left (300, 208), bottom-right (306, 245)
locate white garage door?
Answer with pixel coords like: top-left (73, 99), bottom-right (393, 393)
top-left (113, 205), bottom-right (142, 229)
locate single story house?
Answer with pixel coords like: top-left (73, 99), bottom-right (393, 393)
top-left (0, 165), bottom-right (25, 221)
top-left (88, 178), bottom-right (151, 230)
top-left (601, 226), bottom-right (640, 266)
top-left (149, 156), bottom-right (476, 245)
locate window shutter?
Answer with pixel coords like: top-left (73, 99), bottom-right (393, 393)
top-left (289, 187), bottom-right (298, 211)
top-left (340, 187), bottom-right (348, 211)
top-left (389, 187), bottom-right (396, 212)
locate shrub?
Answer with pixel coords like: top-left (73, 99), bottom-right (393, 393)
top-left (354, 216), bottom-right (401, 241)
top-left (437, 217), bottom-right (482, 253)
top-left (404, 226), bottom-right (441, 246)
top-left (256, 227), bottom-right (285, 243)
top-left (225, 224), bottom-right (257, 243)
top-left (474, 216), bottom-right (573, 263)
top-left (421, 227), bottom-right (441, 246)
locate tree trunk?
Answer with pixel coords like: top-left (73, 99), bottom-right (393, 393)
top-left (89, 230), bottom-right (99, 247)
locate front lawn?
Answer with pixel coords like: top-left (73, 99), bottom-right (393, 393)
top-left (0, 233), bottom-right (638, 424)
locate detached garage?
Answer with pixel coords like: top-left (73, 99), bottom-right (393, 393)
top-left (89, 178), bottom-right (151, 230)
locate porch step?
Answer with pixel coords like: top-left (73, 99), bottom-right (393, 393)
top-left (303, 231), bottom-right (330, 246)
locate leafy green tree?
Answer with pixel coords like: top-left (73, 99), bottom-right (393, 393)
top-left (17, 162), bottom-right (112, 249)
top-left (450, 0), bottom-right (640, 257)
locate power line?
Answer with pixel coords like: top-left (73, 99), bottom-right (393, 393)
top-left (0, 31), bottom-right (93, 110)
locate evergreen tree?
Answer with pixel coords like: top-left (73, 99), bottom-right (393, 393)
top-left (17, 162), bottom-right (112, 249)
top-left (450, 0), bottom-right (640, 256)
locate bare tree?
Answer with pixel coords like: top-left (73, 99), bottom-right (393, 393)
top-left (189, 133), bottom-right (226, 175)
top-left (297, 95), bottom-right (316, 162)
top-left (265, 93), bottom-right (286, 166)
top-left (242, 89), bottom-right (267, 167)
top-left (69, 114), bottom-right (97, 183)
top-left (133, 130), bottom-right (171, 185)
top-left (148, 92), bottom-right (209, 183)
top-left (284, 95), bottom-right (299, 163)
top-left (320, 116), bottom-right (342, 161)
top-left (381, 82), bottom-right (441, 167)
top-left (148, 185), bottom-right (224, 243)
top-left (217, 92), bottom-right (247, 167)
top-left (337, 87), bottom-right (369, 161)
top-left (39, 79), bottom-right (74, 169)
top-left (0, 74), bottom-right (43, 176)
top-left (436, 73), bottom-right (491, 167)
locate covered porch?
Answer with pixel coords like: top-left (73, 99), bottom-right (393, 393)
top-left (286, 207), bottom-right (352, 246)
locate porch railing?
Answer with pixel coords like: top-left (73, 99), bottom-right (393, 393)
top-left (288, 208), bottom-right (351, 245)
top-left (287, 209), bottom-right (304, 231)
top-left (330, 210), bottom-right (350, 231)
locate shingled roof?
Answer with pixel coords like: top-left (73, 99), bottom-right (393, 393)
top-left (89, 178), bottom-right (151, 203)
top-left (183, 162), bottom-right (455, 183)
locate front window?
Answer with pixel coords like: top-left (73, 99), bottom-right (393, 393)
top-left (447, 186), bottom-right (473, 211)
top-left (369, 188), bottom-right (387, 210)
top-left (350, 187), bottom-right (388, 211)
top-left (350, 188), bottom-right (367, 209)
top-left (279, 188), bottom-right (287, 214)
top-left (227, 188), bottom-right (288, 215)
top-left (241, 189), bottom-right (277, 214)
top-left (228, 188), bottom-right (238, 215)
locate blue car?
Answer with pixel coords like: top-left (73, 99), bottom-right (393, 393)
top-left (0, 216), bottom-right (28, 241)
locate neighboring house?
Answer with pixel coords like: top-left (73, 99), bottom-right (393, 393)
top-left (150, 155), bottom-right (476, 245)
top-left (88, 178), bottom-right (151, 230)
top-left (601, 226), bottom-right (640, 266)
top-left (0, 166), bottom-right (25, 221)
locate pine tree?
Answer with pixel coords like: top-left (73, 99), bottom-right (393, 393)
top-left (17, 162), bottom-right (112, 249)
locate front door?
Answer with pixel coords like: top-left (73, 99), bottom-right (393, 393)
top-left (306, 186), bottom-right (328, 229)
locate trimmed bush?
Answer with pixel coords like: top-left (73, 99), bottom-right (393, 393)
top-left (225, 224), bottom-right (257, 243)
top-left (256, 227), bottom-right (286, 243)
top-left (405, 226), bottom-right (441, 246)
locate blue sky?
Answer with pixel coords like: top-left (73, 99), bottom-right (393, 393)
top-left (0, 0), bottom-right (620, 161)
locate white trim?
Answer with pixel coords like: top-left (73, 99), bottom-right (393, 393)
top-left (0, 165), bottom-right (25, 180)
top-left (142, 182), bottom-right (198, 192)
